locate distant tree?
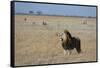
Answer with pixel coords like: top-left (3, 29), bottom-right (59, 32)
top-left (87, 16), bottom-right (92, 18)
top-left (29, 11), bottom-right (34, 14)
top-left (36, 11), bottom-right (42, 15)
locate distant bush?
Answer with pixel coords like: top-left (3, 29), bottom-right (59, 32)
top-left (36, 11), bottom-right (43, 15)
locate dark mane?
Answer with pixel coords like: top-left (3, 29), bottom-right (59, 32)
top-left (64, 30), bottom-right (72, 39)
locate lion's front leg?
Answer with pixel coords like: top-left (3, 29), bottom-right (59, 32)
top-left (63, 50), bottom-right (67, 56)
top-left (67, 50), bottom-right (72, 55)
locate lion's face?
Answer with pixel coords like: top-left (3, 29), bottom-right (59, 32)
top-left (56, 30), bottom-right (71, 45)
top-left (56, 32), bottom-right (67, 42)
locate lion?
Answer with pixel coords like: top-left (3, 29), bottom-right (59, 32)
top-left (57, 29), bottom-right (81, 55)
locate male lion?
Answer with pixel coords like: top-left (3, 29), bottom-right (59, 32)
top-left (57, 30), bottom-right (81, 55)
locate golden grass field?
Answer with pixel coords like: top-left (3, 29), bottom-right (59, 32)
top-left (15, 15), bottom-right (97, 66)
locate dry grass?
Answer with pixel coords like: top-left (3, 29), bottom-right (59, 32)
top-left (15, 15), bottom-right (97, 66)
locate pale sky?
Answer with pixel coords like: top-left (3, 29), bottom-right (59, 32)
top-left (15, 2), bottom-right (97, 17)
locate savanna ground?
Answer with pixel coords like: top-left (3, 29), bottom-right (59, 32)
top-left (15, 15), bottom-right (97, 66)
